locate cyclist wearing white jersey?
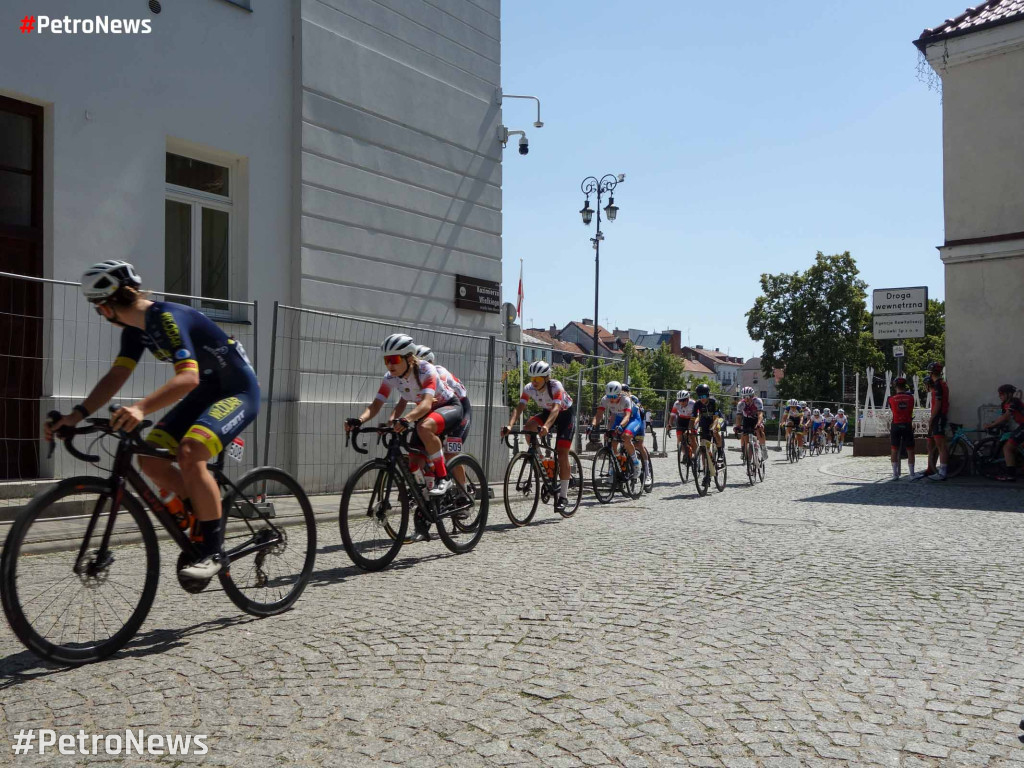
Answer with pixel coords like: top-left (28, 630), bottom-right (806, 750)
top-left (502, 361), bottom-right (575, 512)
top-left (734, 387), bottom-right (767, 460)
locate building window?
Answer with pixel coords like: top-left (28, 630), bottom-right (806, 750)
top-left (760, 391), bottom-right (768, 399)
top-left (165, 152), bottom-right (232, 316)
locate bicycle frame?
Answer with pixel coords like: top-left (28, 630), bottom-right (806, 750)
top-left (359, 428), bottom-right (442, 525)
top-left (505, 431), bottom-right (561, 498)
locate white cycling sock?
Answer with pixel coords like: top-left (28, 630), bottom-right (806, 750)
top-left (559, 479), bottom-right (569, 497)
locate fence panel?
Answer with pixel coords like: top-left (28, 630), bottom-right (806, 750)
top-left (0, 271), bottom-right (259, 513)
top-left (262, 306), bottom-right (497, 495)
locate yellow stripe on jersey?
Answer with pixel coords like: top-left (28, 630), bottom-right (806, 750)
top-left (113, 356), bottom-right (138, 371)
top-left (173, 359), bottom-right (199, 375)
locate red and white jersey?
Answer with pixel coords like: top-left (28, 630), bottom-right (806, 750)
top-left (521, 379), bottom-right (573, 411)
top-left (671, 399), bottom-right (696, 419)
top-left (436, 365), bottom-right (467, 400)
top-left (375, 360), bottom-right (455, 406)
top-left (598, 394), bottom-right (634, 419)
top-left (736, 397), bottom-right (764, 418)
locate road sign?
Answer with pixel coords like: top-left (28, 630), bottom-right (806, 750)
top-left (872, 286), bottom-right (928, 316)
top-left (893, 345), bottom-right (905, 358)
top-left (873, 315), bottom-right (925, 340)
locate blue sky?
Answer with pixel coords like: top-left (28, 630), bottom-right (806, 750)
top-left (499, 0), bottom-right (965, 359)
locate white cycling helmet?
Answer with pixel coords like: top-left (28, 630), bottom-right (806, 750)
top-left (80, 260), bottom-right (142, 302)
top-left (823, 408), bottom-right (831, 415)
top-left (838, 409), bottom-right (845, 415)
top-left (528, 360), bottom-right (551, 377)
top-left (677, 390), bottom-right (689, 401)
top-left (799, 401), bottom-right (807, 408)
top-left (813, 408), bottom-right (821, 415)
top-left (605, 380), bottom-right (622, 397)
top-left (381, 333), bottom-right (416, 357)
top-left (415, 344), bottom-right (435, 363)
top-left (741, 386), bottom-right (755, 397)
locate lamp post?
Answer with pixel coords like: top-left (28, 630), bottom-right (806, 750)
top-left (579, 173), bottom-right (624, 410)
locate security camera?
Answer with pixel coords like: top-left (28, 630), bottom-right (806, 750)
top-left (518, 136), bottom-right (529, 155)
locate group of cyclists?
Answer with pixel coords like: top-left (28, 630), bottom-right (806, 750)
top-left (782, 400), bottom-right (849, 453)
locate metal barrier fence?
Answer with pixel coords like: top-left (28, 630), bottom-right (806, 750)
top-left (0, 271), bottom-right (259, 511)
top-left (261, 304), bottom-right (497, 495)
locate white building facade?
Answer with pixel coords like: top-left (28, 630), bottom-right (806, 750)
top-left (916, 2), bottom-right (1024, 427)
top-left (0, 0), bottom-right (504, 483)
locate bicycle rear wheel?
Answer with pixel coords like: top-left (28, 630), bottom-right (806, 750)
top-left (945, 438), bottom-right (971, 479)
top-left (220, 467), bottom-right (316, 616)
top-left (339, 460), bottom-right (408, 571)
top-left (745, 444), bottom-right (756, 485)
top-left (757, 447), bottom-right (766, 482)
top-left (714, 445), bottom-right (728, 492)
top-left (503, 453), bottom-right (540, 526)
top-left (591, 446), bottom-right (616, 503)
top-left (557, 451), bottom-right (584, 518)
top-left (1, 477), bottom-right (159, 665)
top-left (434, 455), bottom-right (488, 554)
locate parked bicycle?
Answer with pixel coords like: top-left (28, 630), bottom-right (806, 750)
top-left (589, 428), bottom-right (643, 503)
top-left (973, 426), bottom-right (1024, 480)
top-left (1, 411), bottom-right (316, 665)
top-left (501, 429), bottom-right (583, 525)
top-left (340, 424), bottom-right (488, 570)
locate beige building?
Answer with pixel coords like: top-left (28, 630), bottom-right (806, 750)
top-left (915, 1), bottom-right (1024, 426)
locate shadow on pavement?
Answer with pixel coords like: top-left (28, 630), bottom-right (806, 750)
top-left (795, 480), bottom-right (1023, 514)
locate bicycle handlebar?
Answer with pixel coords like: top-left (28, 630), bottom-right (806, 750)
top-left (345, 424), bottom-right (412, 455)
top-left (46, 407), bottom-right (171, 464)
top-left (501, 428), bottom-right (552, 451)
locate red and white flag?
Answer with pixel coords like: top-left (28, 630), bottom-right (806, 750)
top-left (516, 260), bottom-right (524, 318)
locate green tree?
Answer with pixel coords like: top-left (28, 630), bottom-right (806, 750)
top-left (747, 251), bottom-right (877, 402)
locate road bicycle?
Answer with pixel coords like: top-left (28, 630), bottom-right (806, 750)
top-left (589, 429), bottom-right (643, 503)
top-left (972, 426), bottom-right (1024, 480)
top-left (693, 420), bottom-right (727, 497)
top-left (739, 426), bottom-right (766, 484)
top-left (676, 432), bottom-right (695, 483)
top-left (785, 427), bottom-right (800, 463)
top-left (502, 429), bottom-right (583, 526)
top-left (340, 424), bottom-right (487, 571)
top-left (1, 411), bottom-right (316, 665)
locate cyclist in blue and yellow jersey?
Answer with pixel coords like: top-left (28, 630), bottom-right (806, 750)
top-left (44, 260), bottom-right (259, 580)
top-left (591, 381), bottom-right (642, 477)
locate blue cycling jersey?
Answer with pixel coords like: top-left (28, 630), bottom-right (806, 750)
top-left (113, 301), bottom-right (254, 386)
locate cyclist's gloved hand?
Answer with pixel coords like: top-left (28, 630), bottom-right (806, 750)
top-left (500, 425), bottom-right (510, 437)
top-left (394, 418), bottom-right (410, 433)
top-left (345, 417), bottom-right (362, 432)
top-left (44, 411), bottom-right (79, 442)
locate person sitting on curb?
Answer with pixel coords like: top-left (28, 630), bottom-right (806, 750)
top-left (982, 384), bottom-right (1024, 482)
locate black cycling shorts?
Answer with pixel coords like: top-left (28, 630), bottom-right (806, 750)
top-left (890, 423), bottom-right (914, 450)
top-left (147, 368), bottom-right (260, 458)
top-left (928, 414), bottom-right (948, 438)
top-left (788, 416), bottom-right (801, 428)
top-left (675, 417), bottom-right (692, 437)
top-left (409, 401), bottom-right (464, 452)
top-left (741, 416), bottom-right (759, 434)
top-left (1010, 424), bottom-right (1024, 446)
top-left (697, 418), bottom-right (716, 441)
top-left (527, 406), bottom-right (575, 448)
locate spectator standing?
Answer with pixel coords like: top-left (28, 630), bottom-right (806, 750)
top-left (888, 377), bottom-right (917, 480)
top-left (924, 362), bottom-right (950, 481)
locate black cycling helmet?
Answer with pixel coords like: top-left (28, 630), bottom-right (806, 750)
top-left (927, 361), bottom-right (943, 375)
top-left (998, 384), bottom-right (1017, 396)
top-left (893, 376), bottom-right (908, 389)
top-left (695, 383), bottom-right (711, 398)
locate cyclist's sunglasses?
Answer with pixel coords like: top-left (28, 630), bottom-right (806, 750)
top-left (383, 355), bottom-right (403, 365)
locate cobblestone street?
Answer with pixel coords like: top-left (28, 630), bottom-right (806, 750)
top-left (3, 451), bottom-right (1024, 767)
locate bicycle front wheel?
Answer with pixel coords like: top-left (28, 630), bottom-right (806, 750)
top-left (434, 454), bottom-right (488, 554)
top-left (220, 467), bottom-right (317, 616)
top-left (503, 453), bottom-right (540, 526)
top-left (642, 454), bottom-right (654, 494)
top-left (591, 447), bottom-right (616, 503)
top-left (557, 451), bottom-right (584, 518)
top-left (1, 477), bottom-right (159, 665)
top-left (745, 444), bottom-right (756, 485)
top-left (693, 447), bottom-right (709, 497)
top-left (677, 442), bottom-right (691, 483)
top-left (714, 445), bottom-right (728, 492)
top-left (339, 460), bottom-right (408, 571)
